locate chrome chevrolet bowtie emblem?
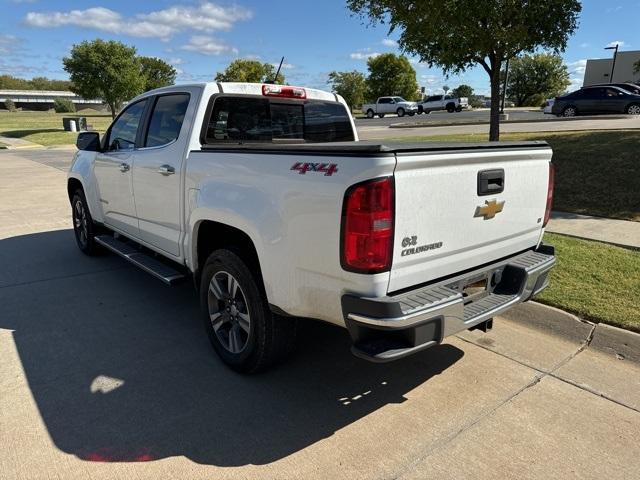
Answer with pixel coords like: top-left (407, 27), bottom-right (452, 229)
top-left (474, 199), bottom-right (505, 220)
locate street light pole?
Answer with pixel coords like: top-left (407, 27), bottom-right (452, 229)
top-left (500, 57), bottom-right (510, 114)
top-left (605, 44), bottom-right (619, 84)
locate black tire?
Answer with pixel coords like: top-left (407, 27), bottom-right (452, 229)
top-left (378, 113), bottom-right (385, 118)
top-left (366, 109), bottom-right (375, 119)
top-left (418, 105), bottom-right (424, 114)
top-left (626, 103), bottom-right (640, 115)
top-left (408, 112), bottom-right (415, 116)
top-left (200, 249), bottom-right (297, 373)
top-left (446, 103), bottom-right (455, 113)
top-left (396, 107), bottom-right (405, 117)
top-left (455, 105), bottom-right (462, 112)
top-left (562, 105), bottom-right (577, 117)
top-left (71, 189), bottom-right (102, 256)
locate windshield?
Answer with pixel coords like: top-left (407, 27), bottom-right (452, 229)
top-left (393, 97), bottom-right (407, 103)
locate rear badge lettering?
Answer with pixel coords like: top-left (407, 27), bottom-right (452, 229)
top-left (291, 162), bottom-right (338, 176)
top-left (401, 236), bottom-right (443, 257)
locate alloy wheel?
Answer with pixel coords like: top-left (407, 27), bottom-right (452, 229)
top-left (207, 271), bottom-right (251, 354)
top-left (73, 199), bottom-right (88, 247)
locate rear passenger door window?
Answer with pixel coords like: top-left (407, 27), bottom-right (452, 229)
top-left (145, 94), bottom-right (190, 147)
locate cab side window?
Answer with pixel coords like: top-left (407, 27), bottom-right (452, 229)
top-left (107, 100), bottom-right (147, 151)
top-left (145, 94), bottom-right (190, 148)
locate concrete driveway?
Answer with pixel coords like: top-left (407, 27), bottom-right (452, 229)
top-left (1, 150), bottom-right (639, 480)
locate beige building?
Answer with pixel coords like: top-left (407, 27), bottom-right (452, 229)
top-left (583, 50), bottom-right (640, 86)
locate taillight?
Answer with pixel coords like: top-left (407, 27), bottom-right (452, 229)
top-left (262, 84), bottom-right (306, 99)
top-left (341, 177), bottom-right (394, 273)
top-left (543, 162), bottom-right (555, 227)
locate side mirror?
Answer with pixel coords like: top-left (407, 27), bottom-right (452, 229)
top-left (76, 132), bottom-right (100, 151)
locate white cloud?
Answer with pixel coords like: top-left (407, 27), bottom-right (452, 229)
top-left (0, 34), bottom-right (22, 55)
top-left (24, 2), bottom-right (252, 40)
top-left (168, 57), bottom-right (186, 65)
top-left (270, 62), bottom-right (295, 70)
top-left (180, 35), bottom-right (238, 56)
top-left (350, 51), bottom-right (380, 60)
top-left (579, 42), bottom-right (590, 48)
top-left (381, 38), bottom-right (397, 47)
top-left (567, 59), bottom-right (587, 75)
top-left (606, 40), bottom-right (626, 48)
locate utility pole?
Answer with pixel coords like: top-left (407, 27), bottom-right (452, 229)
top-left (604, 44), bottom-right (619, 84)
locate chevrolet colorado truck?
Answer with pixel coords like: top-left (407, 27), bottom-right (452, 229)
top-left (68, 82), bottom-right (556, 373)
top-left (362, 96), bottom-right (419, 118)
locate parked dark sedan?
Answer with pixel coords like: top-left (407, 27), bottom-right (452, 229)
top-left (552, 85), bottom-right (640, 117)
top-left (582, 82), bottom-right (640, 95)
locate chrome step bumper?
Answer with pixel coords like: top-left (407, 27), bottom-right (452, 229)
top-left (342, 245), bottom-right (556, 362)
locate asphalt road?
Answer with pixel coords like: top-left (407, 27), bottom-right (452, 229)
top-left (355, 109), bottom-right (547, 127)
top-left (1, 149), bottom-right (639, 480)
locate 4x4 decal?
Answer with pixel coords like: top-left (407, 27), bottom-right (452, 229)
top-left (291, 162), bottom-right (338, 176)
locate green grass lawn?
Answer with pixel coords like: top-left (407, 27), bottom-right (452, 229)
top-left (391, 130), bottom-right (640, 222)
top-left (538, 233), bottom-right (640, 332)
top-left (0, 110), bottom-right (112, 146)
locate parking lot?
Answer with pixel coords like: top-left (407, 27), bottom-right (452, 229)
top-left (354, 108), bottom-right (548, 127)
top-left (1, 149), bottom-right (639, 480)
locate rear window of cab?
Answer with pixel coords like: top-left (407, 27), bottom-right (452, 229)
top-left (203, 96), bottom-right (355, 144)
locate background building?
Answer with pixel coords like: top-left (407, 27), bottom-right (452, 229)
top-left (583, 50), bottom-right (640, 86)
top-left (0, 90), bottom-right (104, 111)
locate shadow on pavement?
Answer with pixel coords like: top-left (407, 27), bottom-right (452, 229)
top-left (0, 229), bottom-right (463, 466)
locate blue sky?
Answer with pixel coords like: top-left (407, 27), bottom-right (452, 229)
top-left (1, 0), bottom-right (638, 95)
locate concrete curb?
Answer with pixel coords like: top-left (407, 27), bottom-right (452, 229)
top-left (500, 301), bottom-right (594, 344)
top-left (590, 324), bottom-right (640, 364)
top-left (502, 302), bottom-right (640, 365)
top-left (388, 114), bottom-right (631, 129)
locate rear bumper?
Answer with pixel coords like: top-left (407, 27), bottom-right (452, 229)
top-left (341, 244), bottom-right (556, 362)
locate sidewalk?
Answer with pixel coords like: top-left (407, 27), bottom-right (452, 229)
top-left (0, 135), bottom-right (41, 149)
top-left (547, 211), bottom-right (640, 249)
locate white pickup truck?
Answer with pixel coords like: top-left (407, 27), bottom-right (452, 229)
top-left (363, 96), bottom-right (419, 118)
top-left (419, 94), bottom-right (469, 114)
top-left (69, 82), bottom-right (556, 373)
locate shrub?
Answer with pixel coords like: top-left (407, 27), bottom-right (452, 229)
top-left (53, 97), bottom-right (76, 113)
top-left (4, 99), bottom-right (16, 111)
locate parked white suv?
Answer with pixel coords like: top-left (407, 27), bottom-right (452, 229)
top-left (69, 82), bottom-right (556, 373)
top-left (420, 94), bottom-right (469, 114)
top-left (363, 96), bottom-right (419, 118)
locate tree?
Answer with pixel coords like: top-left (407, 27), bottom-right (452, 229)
top-left (140, 57), bottom-right (177, 92)
top-left (53, 98), bottom-right (76, 113)
top-left (63, 39), bottom-right (144, 119)
top-left (634, 60), bottom-right (640, 74)
top-left (506, 53), bottom-right (570, 106)
top-left (347, 0), bottom-right (581, 140)
top-left (0, 75), bottom-right (72, 91)
top-left (451, 84), bottom-right (474, 98)
top-left (365, 53), bottom-right (419, 101)
top-left (215, 59), bottom-right (285, 84)
top-left (327, 70), bottom-right (367, 109)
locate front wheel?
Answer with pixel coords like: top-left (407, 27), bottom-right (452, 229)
top-left (396, 107), bottom-right (405, 117)
top-left (455, 106), bottom-right (462, 112)
top-left (626, 103), bottom-right (640, 115)
top-left (562, 106), bottom-right (577, 117)
top-left (200, 249), bottom-right (297, 373)
top-left (71, 189), bottom-right (102, 256)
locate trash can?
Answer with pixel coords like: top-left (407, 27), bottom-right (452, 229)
top-left (62, 117), bottom-right (87, 131)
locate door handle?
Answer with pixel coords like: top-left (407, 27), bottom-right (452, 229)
top-left (157, 165), bottom-right (175, 176)
top-left (119, 163), bottom-right (130, 173)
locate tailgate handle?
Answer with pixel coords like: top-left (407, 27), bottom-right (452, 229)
top-left (477, 169), bottom-right (504, 196)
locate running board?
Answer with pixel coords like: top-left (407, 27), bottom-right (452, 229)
top-left (95, 235), bottom-right (185, 285)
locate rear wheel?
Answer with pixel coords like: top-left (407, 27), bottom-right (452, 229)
top-left (378, 113), bottom-right (385, 118)
top-left (446, 103), bottom-right (455, 113)
top-left (366, 109), bottom-right (374, 119)
top-left (200, 249), bottom-right (297, 373)
top-left (71, 189), bottom-right (102, 256)
top-left (626, 103), bottom-right (640, 115)
top-left (455, 105), bottom-right (462, 112)
top-left (408, 112), bottom-right (415, 116)
top-left (562, 106), bottom-right (577, 117)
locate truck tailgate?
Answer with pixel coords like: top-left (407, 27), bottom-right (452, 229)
top-left (389, 144), bottom-right (552, 293)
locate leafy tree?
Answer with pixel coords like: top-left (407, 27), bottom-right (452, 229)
top-left (4, 99), bottom-right (16, 112)
top-left (215, 59), bottom-right (285, 84)
top-left (634, 60), bottom-right (640, 74)
top-left (327, 70), bottom-right (367, 109)
top-left (140, 57), bottom-right (177, 92)
top-left (0, 75), bottom-right (72, 91)
top-left (53, 98), bottom-right (76, 113)
top-left (506, 53), bottom-right (570, 106)
top-left (63, 39), bottom-right (144, 119)
top-left (347, 0), bottom-right (581, 140)
top-left (452, 84), bottom-right (474, 98)
top-left (365, 53), bottom-right (419, 101)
